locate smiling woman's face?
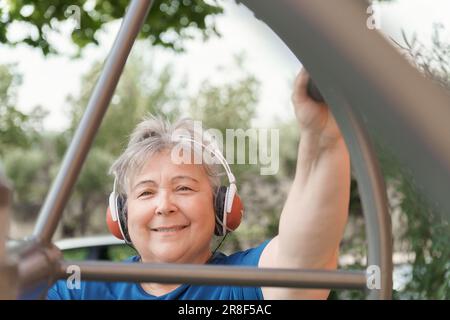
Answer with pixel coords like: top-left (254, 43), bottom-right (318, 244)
top-left (126, 149), bottom-right (216, 264)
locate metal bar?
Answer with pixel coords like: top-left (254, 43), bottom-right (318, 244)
top-left (32, 0), bottom-right (154, 244)
top-left (333, 93), bottom-right (393, 299)
top-left (0, 165), bottom-right (12, 261)
top-left (58, 261), bottom-right (367, 290)
top-left (239, 0), bottom-right (394, 299)
top-left (0, 166), bottom-right (16, 299)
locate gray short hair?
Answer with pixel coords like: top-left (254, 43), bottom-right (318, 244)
top-left (109, 114), bottom-right (223, 196)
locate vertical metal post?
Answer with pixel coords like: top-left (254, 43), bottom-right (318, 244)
top-left (33, 0), bottom-right (154, 244)
top-left (0, 164), bottom-right (11, 261)
top-left (0, 164), bottom-right (18, 299)
top-left (331, 93), bottom-right (393, 299)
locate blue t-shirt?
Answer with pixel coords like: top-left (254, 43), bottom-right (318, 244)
top-left (47, 240), bottom-right (270, 300)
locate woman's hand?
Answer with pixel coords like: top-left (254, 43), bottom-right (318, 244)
top-left (292, 68), bottom-right (344, 149)
top-left (259, 68), bottom-right (351, 299)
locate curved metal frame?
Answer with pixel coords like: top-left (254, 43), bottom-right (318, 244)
top-left (6, 0), bottom-right (450, 300)
top-left (239, 0), bottom-right (393, 300)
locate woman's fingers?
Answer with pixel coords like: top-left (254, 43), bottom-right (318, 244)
top-left (292, 68), bottom-right (311, 105)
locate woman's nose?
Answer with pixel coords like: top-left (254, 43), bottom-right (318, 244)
top-left (155, 190), bottom-right (176, 215)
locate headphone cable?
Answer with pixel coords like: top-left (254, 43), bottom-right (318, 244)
top-left (211, 233), bottom-right (229, 261)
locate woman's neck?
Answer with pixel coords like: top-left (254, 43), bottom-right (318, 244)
top-left (141, 282), bottom-right (181, 297)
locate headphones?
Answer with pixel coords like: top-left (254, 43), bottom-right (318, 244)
top-left (106, 135), bottom-right (244, 243)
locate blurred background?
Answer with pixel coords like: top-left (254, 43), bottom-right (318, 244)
top-left (0, 0), bottom-right (449, 299)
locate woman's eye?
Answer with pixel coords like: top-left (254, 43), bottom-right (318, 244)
top-left (138, 191), bottom-right (153, 197)
top-left (177, 186), bottom-right (192, 192)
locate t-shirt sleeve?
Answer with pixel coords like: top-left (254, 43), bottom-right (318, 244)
top-left (225, 239), bottom-right (271, 267)
top-left (222, 239), bottom-right (272, 300)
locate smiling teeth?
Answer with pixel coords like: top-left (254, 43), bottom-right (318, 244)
top-left (154, 226), bottom-right (186, 232)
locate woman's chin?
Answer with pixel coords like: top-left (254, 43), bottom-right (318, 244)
top-left (145, 246), bottom-right (187, 263)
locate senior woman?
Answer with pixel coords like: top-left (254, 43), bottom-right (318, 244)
top-left (47, 69), bottom-right (350, 300)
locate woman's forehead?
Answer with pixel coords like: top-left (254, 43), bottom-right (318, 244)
top-left (134, 150), bottom-right (209, 183)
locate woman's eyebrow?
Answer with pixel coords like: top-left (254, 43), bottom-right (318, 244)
top-left (171, 175), bottom-right (199, 183)
top-left (132, 179), bottom-right (156, 191)
top-left (132, 176), bottom-right (199, 191)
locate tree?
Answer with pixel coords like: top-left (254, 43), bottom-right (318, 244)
top-left (0, 0), bottom-right (224, 55)
top-left (0, 63), bottom-right (49, 226)
top-left (330, 24), bottom-right (450, 300)
top-left (187, 53), bottom-right (267, 251)
top-left (0, 64), bottom-right (44, 155)
top-left (188, 53), bottom-right (260, 179)
top-left (387, 25), bottom-right (450, 299)
top-left (3, 134), bottom-right (57, 222)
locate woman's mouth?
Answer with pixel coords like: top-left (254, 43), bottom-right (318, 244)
top-left (150, 225), bottom-right (189, 233)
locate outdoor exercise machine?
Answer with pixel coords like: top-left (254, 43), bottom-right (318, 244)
top-left (2, 0), bottom-right (450, 300)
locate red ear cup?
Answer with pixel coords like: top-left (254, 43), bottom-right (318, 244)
top-left (106, 193), bottom-right (131, 243)
top-left (226, 192), bottom-right (244, 231)
top-left (106, 206), bottom-right (124, 240)
top-left (214, 186), bottom-right (244, 236)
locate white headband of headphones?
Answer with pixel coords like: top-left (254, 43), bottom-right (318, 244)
top-left (172, 134), bottom-right (236, 186)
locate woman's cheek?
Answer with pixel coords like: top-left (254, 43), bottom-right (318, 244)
top-left (128, 203), bottom-right (151, 232)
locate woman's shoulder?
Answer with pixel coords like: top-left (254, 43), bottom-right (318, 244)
top-left (211, 239), bottom-right (271, 267)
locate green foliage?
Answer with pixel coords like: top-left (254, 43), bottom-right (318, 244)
top-left (61, 245), bottom-right (137, 261)
top-left (3, 132), bottom-right (60, 221)
top-left (0, 64), bottom-right (51, 222)
top-left (188, 53), bottom-right (261, 180)
top-left (61, 247), bottom-right (89, 260)
top-left (375, 141), bottom-right (450, 299)
top-left (4, 148), bottom-right (47, 203)
top-left (0, 0), bottom-right (223, 55)
top-left (0, 64), bottom-right (34, 154)
top-left (189, 55), bottom-right (259, 131)
top-left (385, 25), bottom-right (450, 299)
top-left (108, 244), bottom-right (138, 261)
top-left (381, 145), bottom-right (450, 298)
top-left (330, 23), bottom-right (450, 300)
top-left (393, 24), bottom-right (450, 90)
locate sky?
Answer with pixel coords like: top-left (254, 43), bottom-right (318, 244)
top-left (1, 0), bottom-right (450, 131)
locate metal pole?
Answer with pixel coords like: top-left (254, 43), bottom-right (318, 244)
top-left (0, 164), bottom-right (17, 299)
top-left (33, 0), bottom-right (154, 244)
top-left (59, 261), bottom-right (367, 290)
top-left (0, 164), bottom-right (12, 261)
top-left (333, 93), bottom-right (393, 299)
